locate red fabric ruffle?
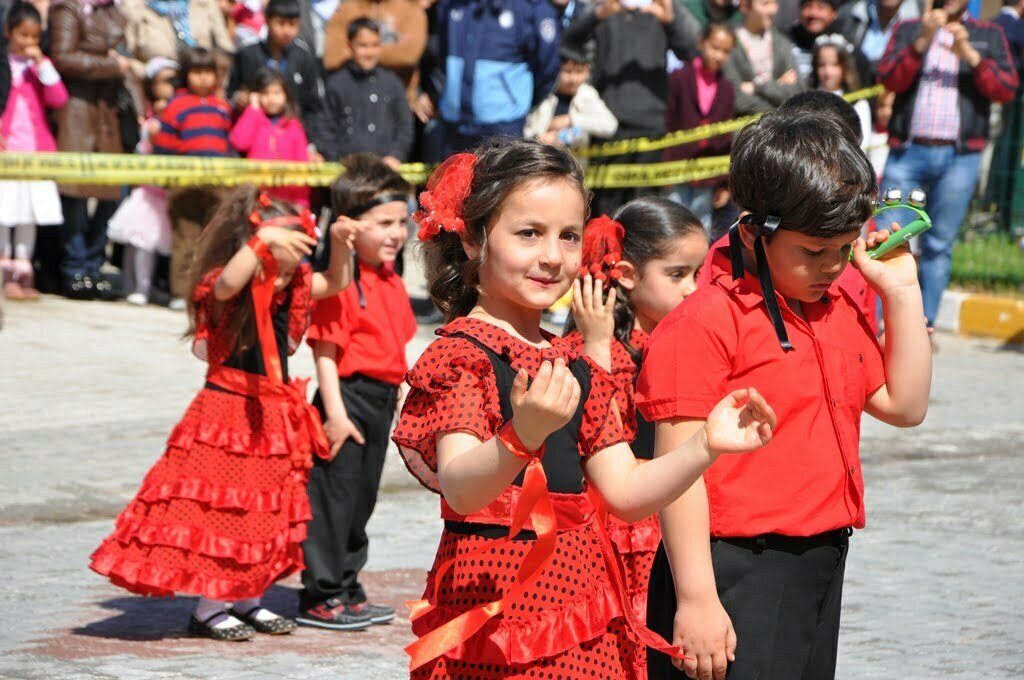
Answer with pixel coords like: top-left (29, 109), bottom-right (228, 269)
top-left (136, 476), bottom-right (310, 514)
top-left (607, 513), bottom-right (661, 555)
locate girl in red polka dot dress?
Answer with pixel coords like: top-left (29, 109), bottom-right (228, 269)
top-left (392, 139), bottom-right (777, 678)
top-left (564, 197), bottom-right (709, 643)
top-left (90, 185), bottom-right (361, 641)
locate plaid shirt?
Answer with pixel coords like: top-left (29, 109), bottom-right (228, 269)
top-left (909, 27), bottom-right (961, 140)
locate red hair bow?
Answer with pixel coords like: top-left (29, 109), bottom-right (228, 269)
top-left (414, 153), bottom-right (477, 241)
top-left (579, 215), bottom-right (626, 282)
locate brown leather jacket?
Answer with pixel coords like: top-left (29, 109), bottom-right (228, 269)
top-left (50, 0), bottom-right (130, 200)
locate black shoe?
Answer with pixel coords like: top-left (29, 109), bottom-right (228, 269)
top-left (349, 601), bottom-right (396, 624)
top-left (229, 606), bottom-right (298, 635)
top-left (62, 273), bottom-right (96, 300)
top-left (296, 598), bottom-right (373, 631)
top-left (91, 272), bottom-right (120, 301)
top-left (188, 612), bottom-right (257, 641)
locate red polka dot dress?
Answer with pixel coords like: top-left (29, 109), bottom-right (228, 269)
top-left (565, 328), bottom-right (660, 632)
top-left (89, 265), bottom-right (328, 601)
top-left (393, 318), bottom-right (649, 679)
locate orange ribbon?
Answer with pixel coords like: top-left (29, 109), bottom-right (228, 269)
top-left (405, 455), bottom-right (557, 670)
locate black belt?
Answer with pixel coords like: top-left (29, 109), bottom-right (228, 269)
top-left (912, 137), bottom-right (956, 147)
top-left (714, 527), bottom-right (852, 554)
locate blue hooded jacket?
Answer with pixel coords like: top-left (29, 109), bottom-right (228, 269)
top-left (437, 0), bottom-right (561, 137)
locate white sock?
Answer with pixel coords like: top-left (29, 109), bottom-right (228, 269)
top-left (234, 597), bottom-right (282, 622)
top-left (195, 597), bottom-right (242, 629)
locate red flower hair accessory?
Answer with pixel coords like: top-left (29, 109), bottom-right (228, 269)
top-left (414, 153), bottom-right (477, 241)
top-left (579, 215), bottom-right (626, 282)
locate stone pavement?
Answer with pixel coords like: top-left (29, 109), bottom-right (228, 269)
top-left (1, 297), bottom-right (1022, 679)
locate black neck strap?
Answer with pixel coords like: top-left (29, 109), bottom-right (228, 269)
top-left (727, 215), bottom-right (793, 351)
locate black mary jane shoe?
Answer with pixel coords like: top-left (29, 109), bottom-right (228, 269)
top-left (188, 612), bottom-right (257, 641)
top-left (62, 273), bottom-right (96, 300)
top-left (229, 606), bottom-right (299, 635)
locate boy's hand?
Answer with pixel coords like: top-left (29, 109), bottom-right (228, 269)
top-left (704, 388), bottom-right (775, 457)
top-left (571, 275), bottom-right (616, 349)
top-left (596, 0), bottom-right (622, 20)
top-left (323, 414), bottom-right (365, 460)
top-left (851, 223), bottom-right (920, 297)
top-left (328, 215), bottom-right (366, 252)
top-left (777, 69), bottom-right (799, 85)
top-left (510, 359), bottom-right (582, 451)
top-left (641, 0), bottom-right (674, 24)
top-left (673, 595), bottom-right (737, 679)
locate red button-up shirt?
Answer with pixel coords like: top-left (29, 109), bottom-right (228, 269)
top-left (636, 243), bottom-right (886, 537)
top-left (307, 260), bottom-right (417, 386)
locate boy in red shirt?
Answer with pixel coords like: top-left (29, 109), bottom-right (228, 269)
top-left (637, 107), bottom-right (932, 680)
top-left (297, 154), bottom-right (417, 631)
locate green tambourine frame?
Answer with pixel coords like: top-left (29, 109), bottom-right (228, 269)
top-left (853, 188), bottom-right (933, 260)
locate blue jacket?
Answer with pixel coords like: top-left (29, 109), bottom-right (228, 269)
top-left (437, 0), bottom-right (561, 136)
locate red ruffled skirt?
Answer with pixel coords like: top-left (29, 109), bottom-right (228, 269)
top-left (410, 523), bottom-right (645, 679)
top-left (89, 386), bottom-right (317, 600)
top-left (608, 513), bottom-right (662, 624)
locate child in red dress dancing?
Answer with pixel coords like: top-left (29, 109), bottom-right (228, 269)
top-left (90, 186), bottom-right (361, 641)
top-left (392, 138), bottom-right (777, 678)
top-left (564, 197), bottom-right (709, 640)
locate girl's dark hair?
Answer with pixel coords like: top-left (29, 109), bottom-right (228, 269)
top-left (565, 197), bottom-right (706, 364)
top-left (143, 65), bottom-right (180, 106)
top-left (180, 46), bottom-right (218, 83)
top-left (810, 43), bottom-right (861, 93)
top-left (421, 137), bottom-right (589, 321)
top-left (730, 106), bottom-right (876, 238)
top-left (331, 153), bottom-right (412, 216)
top-left (701, 21), bottom-right (734, 42)
top-left (251, 67), bottom-right (300, 120)
top-left (5, 2), bottom-right (41, 31)
top-left (185, 184), bottom-right (302, 355)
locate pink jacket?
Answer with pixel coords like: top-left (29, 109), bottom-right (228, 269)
top-left (230, 106), bottom-right (310, 208)
top-left (1, 58), bottom-right (69, 152)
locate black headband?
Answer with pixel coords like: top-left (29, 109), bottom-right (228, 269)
top-left (346, 192), bottom-right (411, 219)
top-left (728, 213), bottom-right (793, 351)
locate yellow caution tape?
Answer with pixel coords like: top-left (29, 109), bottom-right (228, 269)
top-left (574, 85), bottom-right (886, 158)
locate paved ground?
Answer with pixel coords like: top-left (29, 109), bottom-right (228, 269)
top-left (1, 296), bottom-right (1022, 679)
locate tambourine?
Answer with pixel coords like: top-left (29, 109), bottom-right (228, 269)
top-left (860, 187), bottom-right (932, 260)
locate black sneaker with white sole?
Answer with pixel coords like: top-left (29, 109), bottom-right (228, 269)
top-left (348, 601), bottom-right (396, 624)
top-left (296, 598), bottom-right (373, 631)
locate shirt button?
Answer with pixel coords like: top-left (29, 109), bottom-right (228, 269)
top-left (368, 123), bottom-right (376, 132)
top-left (370, 93), bottom-right (378, 103)
top-left (849, 466), bottom-right (856, 475)
top-left (344, 106), bottom-right (351, 114)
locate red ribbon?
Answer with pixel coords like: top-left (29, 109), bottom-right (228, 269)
top-left (249, 245), bottom-right (285, 385)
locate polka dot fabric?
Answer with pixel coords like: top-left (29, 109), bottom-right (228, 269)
top-left (393, 318), bottom-right (625, 494)
top-left (394, 318), bottom-right (645, 678)
top-left (566, 328), bottom-right (660, 626)
top-left (90, 271), bottom-right (317, 601)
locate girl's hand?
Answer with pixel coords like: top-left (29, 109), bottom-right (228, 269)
top-left (851, 222), bottom-right (920, 297)
top-left (704, 388), bottom-right (775, 457)
top-left (571, 275), bottom-right (616, 348)
top-left (323, 414), bottom-right (365, 460)
top-left (256, 226), bottom-right (316, 260)
top-left (509, 359), bottom-right (582, 451)
top-left (328, 215), bottom-right (366, 252)
top-left (24, 45), bottom-right (43, 63)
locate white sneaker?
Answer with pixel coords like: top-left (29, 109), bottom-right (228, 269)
top-left (125, 292), bottom-right (149, 306)
top-left (168, 297), bottom-right (187, 311)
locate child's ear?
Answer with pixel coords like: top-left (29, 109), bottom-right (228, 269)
top-left (737, 213), bottom-right (760, 251)
top-left (616, 260), bottom-right (638, 292)
top-left (460, 233), bottom-right (481, 261)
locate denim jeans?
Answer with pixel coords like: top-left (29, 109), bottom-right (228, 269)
top-left (880, 143), bottom-right (981, 326)
top-left (667, 184), bottom-right (714, 232)
top-left (60, 196), bottom-right (119, 279)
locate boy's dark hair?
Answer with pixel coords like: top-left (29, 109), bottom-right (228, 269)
top-left (565, 197), bottom-right (706, 365)
top-left (347, 17), bottom-right (380, 41)
top-left (251, 67), bottom-right (300, 119)
top-left (180, 46), bottom-right (218, 81)
top-left (5, 2), bottom-right (41, 31)
top-left (559, 44), bottom-right (590, 66)
top-left (780, 90), bottom-right (862, 144)
top-left (330, 153), bottom-right (412, 217)
top-left (729, 107), bottom-right (876, 238)
top-left (423, 137), bottom-right (589, 321)
top-left (266, 0), bottom-right (301, 19)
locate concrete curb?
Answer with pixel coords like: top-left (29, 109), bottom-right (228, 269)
top-left (936, 289), bottom-right (1024, 343)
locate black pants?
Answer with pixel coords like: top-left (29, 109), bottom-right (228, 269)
top-left (588, 126), bottom-right (665, 217)
top-left (647, 529), bottom-right (851, 680)
top-left (300, 375), bottom-right (398, 609)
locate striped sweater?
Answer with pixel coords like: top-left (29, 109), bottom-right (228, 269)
top-left (152, 90), bottom-right (234, 157)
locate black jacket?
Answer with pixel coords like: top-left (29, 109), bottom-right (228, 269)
top-left (313, 62), bottom-right (414, 161)
top-left (228, 39), bottom-right (324, 125)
